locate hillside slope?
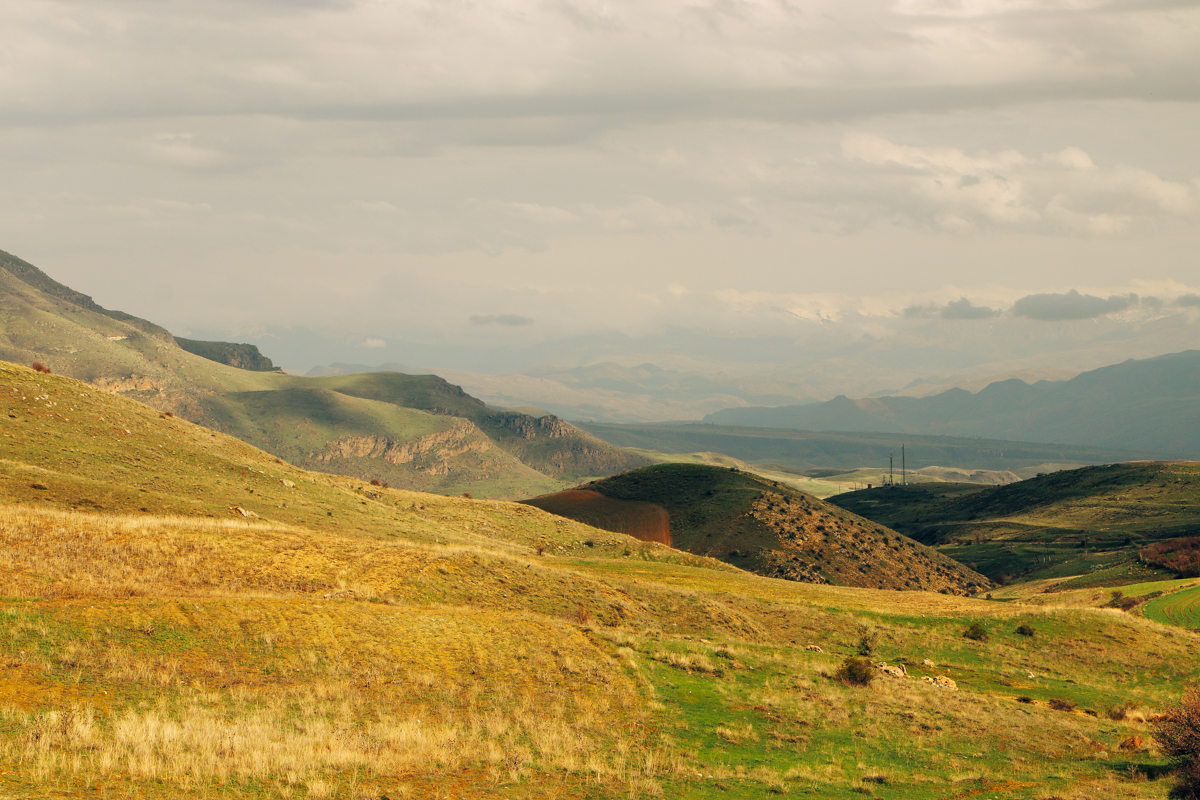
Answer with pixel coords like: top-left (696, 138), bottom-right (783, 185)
top-left (0, 360), bottom-right (1194, 799)
top-left (525, 464), bottom-right (991, 595)
top-left (0, 249), bottom-right (647, 497)
top-left (705, 350), bottom-right (1200, 456)
top-left (831, 462), bottom-right (1200, 586)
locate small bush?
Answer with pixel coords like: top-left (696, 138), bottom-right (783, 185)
top-left (1015, 624), bottom-right (1035, 637)
top-left (462, 492), bottom-right (472, 499)
top-left (1048, 698), bottom-right (1076, 712)
top-left (855, 624), bottom-right (878, 657)
top-left (1016, 696), bottom-right (1034, 704)
top-left (1153, 684), bottom-right (1200, 799)
top-left (370, 478), bottom-right (381, 486)
top-left (31, 361), bottom-right (51, 374)
top-left (963, 622), bottom-right (989, 642)
top-left (1107, 701), bottom-right (1137, 721)
top-left (834, 656), bottom-right (874, 688)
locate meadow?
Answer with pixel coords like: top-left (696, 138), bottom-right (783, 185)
top-left (0, 362), bottom-right (1196, 798)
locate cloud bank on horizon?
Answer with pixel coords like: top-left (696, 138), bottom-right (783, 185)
top-left (0, 0), bottom-right (1198, 370)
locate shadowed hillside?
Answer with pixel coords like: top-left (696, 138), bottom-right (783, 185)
top-left (831, 462), bottom-right (1200, 587)
top-left (526, 464), bottom-right (991, 595)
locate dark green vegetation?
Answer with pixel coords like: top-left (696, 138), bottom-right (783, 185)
top-left (528, 463), bottom-right (991, 594)
top-left (580, 421), bottom-right (1150, 477)
top-left (831, 462), bottom-right (1200, 586)
top-left (704, 350), bottom-right (1200, 456)
top-left (0, 361), bottom-right (1196, 799)
top-left (175, 337), bottom-right (281, 371)
top-left (0, 249), bottom-right (646, 498)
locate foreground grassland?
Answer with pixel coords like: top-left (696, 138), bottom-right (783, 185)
top-left (0, 363), bottom-right (1195, 798)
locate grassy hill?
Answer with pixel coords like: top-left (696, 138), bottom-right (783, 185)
top-left (830, 462), bottom-right (1200, 587)
top-left (0, 249), bottom-right (647, 498)
top-left (1, 361), bottom-right (1199, 798)
top-left (525, 464), bottom-right (992, 595)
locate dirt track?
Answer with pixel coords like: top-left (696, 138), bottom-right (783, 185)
top-left (522, 489), bottom-right (671, 545)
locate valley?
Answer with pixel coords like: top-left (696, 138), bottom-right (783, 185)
top-left (3, 249), bottom-right (1200, 798)
top-left (1, 360), bottom-right (1199, 799)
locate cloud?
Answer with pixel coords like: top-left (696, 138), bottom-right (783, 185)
top-left (1179, 294), bottom-right (1200, 308)
top-left (358, 337), bottom-right (386, 348)
top-left (841, 134), bottom-right (1198, 234)
top-left (904, 297), bottom-right (999, 319)
top-left (904, 303), bottom-right (938, 319)
top-left (1012, 290), bottom-right (1134, 321)
top-left (470, 314), bottom-right (534, 327)
top-left (941, 297), bottom-right (999, 320)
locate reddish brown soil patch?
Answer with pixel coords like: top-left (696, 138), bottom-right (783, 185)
top-left (523, 489), bottom-right (670, 545)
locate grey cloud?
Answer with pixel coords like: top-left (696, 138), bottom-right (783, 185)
top-left (470, 314), bottom-right (534, 327)
top-left (1013, 290), bottom-right (1134, 321)
top-left (905, 298), bottom-right (999, 320)
top-left (903, 304), bottom-right (938, 319)
top-left (1178, 294), bottom-right (1200, 307)
top-left (941, 298), bottom-right (1000, 320)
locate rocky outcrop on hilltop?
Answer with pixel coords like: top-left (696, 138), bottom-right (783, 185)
top-left (312, 420), bottom-right (494, 476)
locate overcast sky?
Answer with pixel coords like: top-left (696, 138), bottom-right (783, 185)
top-left (2, 0), bottom-right (1199, 371)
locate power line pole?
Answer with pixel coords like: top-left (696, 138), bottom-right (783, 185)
top-left (902, 444), bottom-right (906, 486)
top-left (889, 453), bottom-right (893, 486)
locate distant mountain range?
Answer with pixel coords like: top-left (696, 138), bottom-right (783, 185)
top-left (704, 350), bottom-right (1200, 456)
top-left (0, 248), bottom-right (646, 498)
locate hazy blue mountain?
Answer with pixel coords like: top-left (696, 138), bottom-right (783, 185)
top-left (703, 350), bottom-right (1200, 456)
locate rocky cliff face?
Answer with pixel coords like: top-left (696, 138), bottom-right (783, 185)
top-left (175, 338), bottom-right (280, 372)
top-left (311, 420), bottom-right (493, 476)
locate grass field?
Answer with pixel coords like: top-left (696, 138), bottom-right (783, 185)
top-left (0, 361), bottom-right (1197, 798)
top-left (1143, 586), bottom-right (1200, 630)
top-left (832, 466), bottom-right (1200, 587)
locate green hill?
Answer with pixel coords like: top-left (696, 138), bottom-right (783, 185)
top-left (0, 248), bottom-right (648, 498)
top-left (525, 463), bottom-right (991, 595)
top-left (0, 360), bottom-right (1196, 799)
top-left (830, 462), bottom-right (1200, 586)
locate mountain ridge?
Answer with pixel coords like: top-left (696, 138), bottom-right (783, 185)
top-left (704, 349), bottom-right (1200, 455)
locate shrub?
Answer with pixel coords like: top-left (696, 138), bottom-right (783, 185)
top-left (31, 361), bottom-right (51, 374)
top-left (1153, 684), bottom-right (1200, 799)
top-left (1107, 701), bottom-right (1136, 721)
top-left (855, 624), bottom-right (878, 657)
top-left (370, 479), bottom-right (381, 486)
top-left (1016, 696), bottom-right (1034, 704)
top-left (1048, 698), bottom-right (1076, 712)
top-left (834, 656), bottom-right (874, 688)
top-left (963, 622), bottom-right (989, 642)
top-left (1015, 624), bottom-right (1035, 637)
top-left (1142, 537), bottom-right (1200, 579)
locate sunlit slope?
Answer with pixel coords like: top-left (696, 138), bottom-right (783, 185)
top-left (528, 463), bottom-right (991, 595)
top-left (0, 361), bottom-right (1197, 798)
top-left (308, 371), bottom-right (651, 481)
top-left (0, 250), bottom-right (650, 498)
top-left (199, 385), bottom-right (560, 497)
top-left (832, 463), bottom-right (1200, 586)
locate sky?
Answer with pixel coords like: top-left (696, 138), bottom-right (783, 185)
top-left (1, 0), bottom-right (1199, 375)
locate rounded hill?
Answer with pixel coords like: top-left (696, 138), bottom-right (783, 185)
top-left (524, 463), bottom-right (990, 595)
